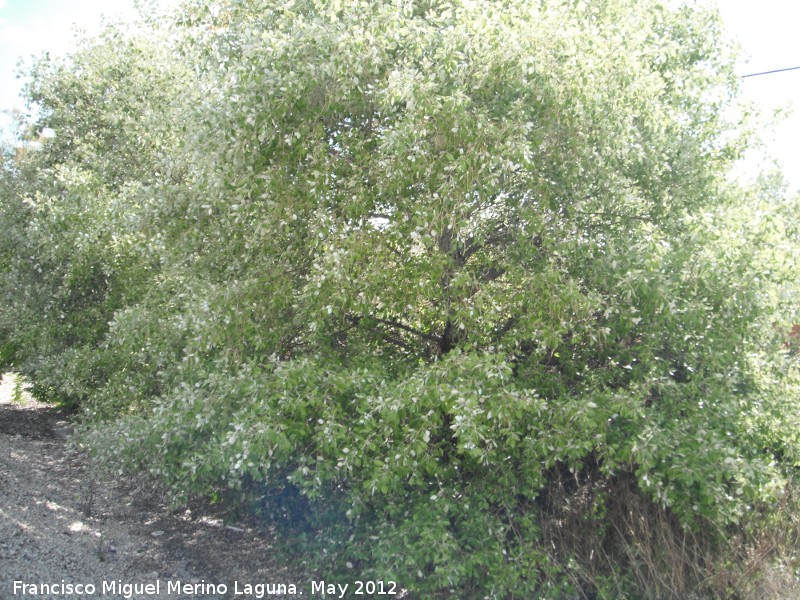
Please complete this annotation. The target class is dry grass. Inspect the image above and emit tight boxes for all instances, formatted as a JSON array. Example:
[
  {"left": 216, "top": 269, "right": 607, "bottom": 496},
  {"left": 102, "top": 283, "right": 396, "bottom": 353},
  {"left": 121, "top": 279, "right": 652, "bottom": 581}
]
[
  {"left": 709, "top": 486, "right": 800, "bottom": 600},
  {"left": 536, "top": 463, "right": 800, "bottom": 599}
]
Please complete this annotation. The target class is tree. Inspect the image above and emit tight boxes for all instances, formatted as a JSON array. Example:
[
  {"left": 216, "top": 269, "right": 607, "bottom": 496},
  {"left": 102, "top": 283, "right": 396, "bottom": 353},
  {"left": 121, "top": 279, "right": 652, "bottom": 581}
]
[
  {"left": 0, "top": 23, "right": 190, "bottom": 407},
  {"left": 2, "top": 0, "right": 799, "bottom": 597}
]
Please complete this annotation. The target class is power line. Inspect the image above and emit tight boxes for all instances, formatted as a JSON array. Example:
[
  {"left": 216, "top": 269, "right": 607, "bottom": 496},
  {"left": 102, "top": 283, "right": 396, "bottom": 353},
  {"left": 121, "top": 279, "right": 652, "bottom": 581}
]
[{"left": 742, "top": 65, "right": 800, "bottom": 78}]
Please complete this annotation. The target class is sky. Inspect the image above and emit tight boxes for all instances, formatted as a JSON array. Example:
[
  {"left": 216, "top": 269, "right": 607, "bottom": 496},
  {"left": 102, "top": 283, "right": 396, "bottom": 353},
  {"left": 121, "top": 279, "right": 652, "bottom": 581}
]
[
  {"left": 0, "top": 0, "right": 138, "bottom": 109},
  {"left": 0, "top": 0, "right": 798, "bottom": 190},
  {"left": 716, "top": 0, "right": 800, "bottom": 191}
]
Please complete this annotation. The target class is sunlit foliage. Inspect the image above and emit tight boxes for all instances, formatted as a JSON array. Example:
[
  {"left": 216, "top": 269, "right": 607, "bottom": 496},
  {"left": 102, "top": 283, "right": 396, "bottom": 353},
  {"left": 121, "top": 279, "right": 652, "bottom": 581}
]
[{"left": 1, "top": 0, "right": 798, "bottom": 596}]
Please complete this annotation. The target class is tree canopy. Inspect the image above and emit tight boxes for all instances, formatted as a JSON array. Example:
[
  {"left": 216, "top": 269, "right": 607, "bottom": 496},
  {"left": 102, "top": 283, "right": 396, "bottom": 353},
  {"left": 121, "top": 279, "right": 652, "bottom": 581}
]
[{"left": 1, "top": 0, "right": 799, "bottom": 597}]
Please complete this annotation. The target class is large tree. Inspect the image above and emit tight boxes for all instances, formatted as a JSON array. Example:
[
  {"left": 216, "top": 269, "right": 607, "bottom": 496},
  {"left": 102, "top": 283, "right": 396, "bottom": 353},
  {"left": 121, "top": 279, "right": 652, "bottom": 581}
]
[{"left": 2, "top": 0, "right": 799, "bottom": 597}]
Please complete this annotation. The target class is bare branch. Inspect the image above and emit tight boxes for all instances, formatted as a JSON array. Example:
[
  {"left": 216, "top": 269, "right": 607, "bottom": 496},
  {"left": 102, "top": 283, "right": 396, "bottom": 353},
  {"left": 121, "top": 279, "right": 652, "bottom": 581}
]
[
  {"left": 380, "top": 331, "right": 415, "bottom": 352},
  {"left": 373, "top": 317, "right": 442, "bottom": 343},
  {"left": 480, "top": 266, "right": 506, "bottom": 283},
  {"left": 346, "top": 313, "right": 441, "bottom": 344},
  {"left": 460, "top": 223, "right": 510, "bottom": 264}
]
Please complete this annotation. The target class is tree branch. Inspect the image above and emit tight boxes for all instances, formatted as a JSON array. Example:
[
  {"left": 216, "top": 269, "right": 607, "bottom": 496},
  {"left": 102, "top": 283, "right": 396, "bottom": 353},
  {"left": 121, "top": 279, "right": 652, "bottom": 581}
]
[
  {"left": 380, "top": 331, "right": 415, "bottom": 352},
  {"left": 346, "top": 313, "right": 442, "bottom": 347},
  {"left": 373, "top": 317, "right": 442, "bottom": 343},
  {"left": 480, "top": 266, "right": 506, "bottom": 283},
  {"left": 460, "top": 223, "right": 510, "bottom": 264}
]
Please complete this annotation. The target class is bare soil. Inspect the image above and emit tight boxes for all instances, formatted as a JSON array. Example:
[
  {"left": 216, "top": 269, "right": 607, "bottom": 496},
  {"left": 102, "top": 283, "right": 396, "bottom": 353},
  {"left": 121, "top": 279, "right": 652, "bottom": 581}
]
[{"left": 0, "top": 373, "right": 306, "bottom": 599}]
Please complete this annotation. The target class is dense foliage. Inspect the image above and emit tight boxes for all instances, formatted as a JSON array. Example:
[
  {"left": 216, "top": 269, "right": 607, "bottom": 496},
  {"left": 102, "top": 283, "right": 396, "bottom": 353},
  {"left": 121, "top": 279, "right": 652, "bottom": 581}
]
[{"left": 2, "top": 0, "right": 799, "bottom": 596}]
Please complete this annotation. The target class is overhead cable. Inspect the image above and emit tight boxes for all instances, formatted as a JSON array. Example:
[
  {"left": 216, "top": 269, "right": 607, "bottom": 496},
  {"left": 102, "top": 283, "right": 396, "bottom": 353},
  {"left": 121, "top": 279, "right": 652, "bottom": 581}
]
[{"left": 742, "top": 65, "right": 800, "bottom": 78}]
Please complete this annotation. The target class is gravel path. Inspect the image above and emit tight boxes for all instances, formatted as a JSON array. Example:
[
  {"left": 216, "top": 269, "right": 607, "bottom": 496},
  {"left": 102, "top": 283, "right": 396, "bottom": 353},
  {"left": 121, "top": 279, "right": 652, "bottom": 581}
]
[{"left": 0, "top": 373, "right": 304, "bottom": 600}]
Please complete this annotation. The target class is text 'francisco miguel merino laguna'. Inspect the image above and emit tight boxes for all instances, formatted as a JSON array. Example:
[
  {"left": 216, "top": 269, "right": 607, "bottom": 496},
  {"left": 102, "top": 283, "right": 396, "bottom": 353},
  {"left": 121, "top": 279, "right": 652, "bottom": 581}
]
[
  {"left": 13, "top": 579, "right": 400, "bottom": 598},
  {"left": 13, "top": 579, "right": 300, "bottom": 598}
]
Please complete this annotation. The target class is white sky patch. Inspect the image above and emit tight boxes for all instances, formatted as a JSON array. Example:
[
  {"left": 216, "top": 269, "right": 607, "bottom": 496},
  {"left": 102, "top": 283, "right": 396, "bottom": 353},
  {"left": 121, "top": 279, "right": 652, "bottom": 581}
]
[
  {"left": 0, "top": 0, "right": 142, "bottom": 112},
  {"left": 715, "top": 0, "right": 800, "bottom": 191}
]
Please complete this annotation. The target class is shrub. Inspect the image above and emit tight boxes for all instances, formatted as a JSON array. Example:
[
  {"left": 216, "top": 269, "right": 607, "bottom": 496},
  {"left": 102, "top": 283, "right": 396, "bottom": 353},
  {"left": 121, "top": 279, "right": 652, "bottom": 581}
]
[{"left": 4, "top": 0, "right": 800, "bottom": 596}]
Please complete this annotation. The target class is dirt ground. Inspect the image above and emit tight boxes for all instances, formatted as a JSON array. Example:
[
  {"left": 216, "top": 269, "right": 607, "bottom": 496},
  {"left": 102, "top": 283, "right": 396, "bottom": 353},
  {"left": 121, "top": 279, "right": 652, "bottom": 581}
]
[{"left": 0, "top": 373, "right": 309, "bottom": 600}]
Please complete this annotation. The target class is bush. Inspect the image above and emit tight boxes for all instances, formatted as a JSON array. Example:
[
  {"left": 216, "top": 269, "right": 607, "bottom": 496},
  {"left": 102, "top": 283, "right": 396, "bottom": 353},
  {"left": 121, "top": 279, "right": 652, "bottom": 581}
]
[{"left": 3, "top": 0, "right": 800, "bottom": 597}]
